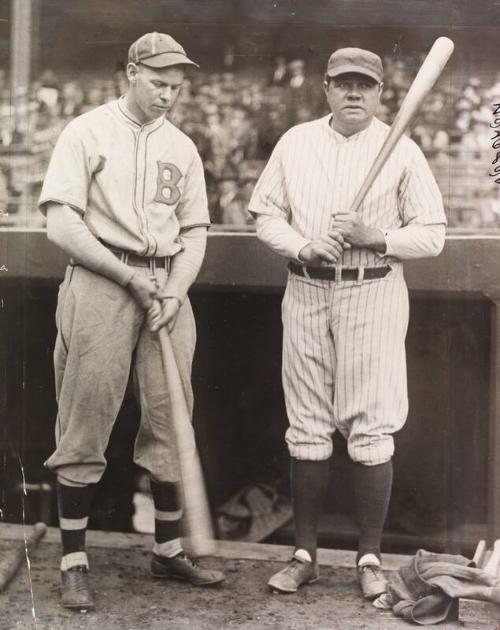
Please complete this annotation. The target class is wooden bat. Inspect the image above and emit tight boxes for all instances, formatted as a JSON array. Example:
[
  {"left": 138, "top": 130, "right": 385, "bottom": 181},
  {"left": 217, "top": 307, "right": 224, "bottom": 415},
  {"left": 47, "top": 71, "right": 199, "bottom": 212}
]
[
  {"left": 0, "top": 522, "right": 47, "bottom": 591},
  {"left": 348, "top": 36, "right": 454, "bottom": 213},
  {"left": 158, "top": 327, "right": 215, "bottom": 557}
]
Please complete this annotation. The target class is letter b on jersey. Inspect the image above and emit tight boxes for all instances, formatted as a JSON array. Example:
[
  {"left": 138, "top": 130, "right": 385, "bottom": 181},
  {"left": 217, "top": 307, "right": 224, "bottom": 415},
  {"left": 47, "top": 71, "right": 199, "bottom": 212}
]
[{"left": 154, "top": 161, "right": 182, "bottom": 205}]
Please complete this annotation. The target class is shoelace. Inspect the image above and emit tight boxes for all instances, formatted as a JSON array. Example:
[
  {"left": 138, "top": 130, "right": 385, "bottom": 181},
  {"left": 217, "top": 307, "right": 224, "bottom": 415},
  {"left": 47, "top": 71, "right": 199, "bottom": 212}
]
[
  {"left": 284, "top": 559, "right": 305, "bottom": 575},
  {"left": 176, "top": 553, "right": 198, "bottom": 568},
  {"left": 359, "top": 565, "right": 383, "bottom": 578},
  {"left": 66, "top": 566, "right": 90, "bottom": 595}
]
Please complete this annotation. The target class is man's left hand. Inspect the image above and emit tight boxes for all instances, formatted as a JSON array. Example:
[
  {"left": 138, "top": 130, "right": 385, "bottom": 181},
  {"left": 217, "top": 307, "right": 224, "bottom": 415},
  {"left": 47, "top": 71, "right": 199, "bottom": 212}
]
[
  {"left": 331, "top": 212, "right": 386, "bottom": 252},
  {"left": 147, "top": 297, "right": 181, "bottom": 333}
]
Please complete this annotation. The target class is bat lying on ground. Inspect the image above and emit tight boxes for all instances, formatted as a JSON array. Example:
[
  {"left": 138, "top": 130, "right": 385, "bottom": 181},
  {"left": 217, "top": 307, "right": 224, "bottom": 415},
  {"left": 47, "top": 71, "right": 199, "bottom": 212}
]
[{"left": 0, "top": 522, "right": 47, "bottom": 591}]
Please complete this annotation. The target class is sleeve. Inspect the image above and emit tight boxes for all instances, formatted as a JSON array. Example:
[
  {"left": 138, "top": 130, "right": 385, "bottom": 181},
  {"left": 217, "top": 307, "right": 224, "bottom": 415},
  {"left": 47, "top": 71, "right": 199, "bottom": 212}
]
[
  {"left": 46, "top": 203, "right": 135, "bottom": 286},
  {"left": 161, "top": 226, "right": 207, "bottom": 303},
  {"left": 248, "top": 140, "right": 291, "bottom": 220},
  {"left": 38, "top": 121, "right": 91, "bottom": 216},
  {"left": 381, "top": 224, "right": 446, "bottom": 260},
  {"left": 398, "top": 142, "right": 447, "bottom": 227},
  {"left": 255, "top": 214, "right": 310, "bottom": 261},
  {"left": 175, "top": 149, "right": 210, "bottom": 229}
]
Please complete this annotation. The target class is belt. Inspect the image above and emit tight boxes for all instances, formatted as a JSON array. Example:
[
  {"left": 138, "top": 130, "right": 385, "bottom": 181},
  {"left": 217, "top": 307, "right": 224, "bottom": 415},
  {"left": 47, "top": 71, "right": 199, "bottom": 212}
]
[
  {"left": 106, "top": 246, "right": 170, "bottom": 269},
  {"left": 288, "top": 262, "right": 391, "bottom": 281}
]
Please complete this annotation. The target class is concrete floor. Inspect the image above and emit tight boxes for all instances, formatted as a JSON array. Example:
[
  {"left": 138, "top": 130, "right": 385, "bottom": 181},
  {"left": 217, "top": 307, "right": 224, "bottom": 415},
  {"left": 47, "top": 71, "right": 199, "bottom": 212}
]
[{"left": 0, "top": 524, "right": 497, "bottom": 630}]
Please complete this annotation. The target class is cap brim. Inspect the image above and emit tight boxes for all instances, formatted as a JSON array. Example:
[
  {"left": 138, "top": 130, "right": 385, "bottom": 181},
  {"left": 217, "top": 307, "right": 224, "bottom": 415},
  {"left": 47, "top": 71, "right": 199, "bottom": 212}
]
[
  {"left": 135, "top": 52, "right": 199, "bottom": 69},
  {"left": 326, "top": 64, "right": 381, "bottom": 83}
]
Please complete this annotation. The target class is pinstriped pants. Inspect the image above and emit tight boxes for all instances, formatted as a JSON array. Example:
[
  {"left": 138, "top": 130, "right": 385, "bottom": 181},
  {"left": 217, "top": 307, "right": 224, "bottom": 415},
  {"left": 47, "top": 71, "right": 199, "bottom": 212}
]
[{"left": 282, "top": 267, "right": 409, "bottom": 465}]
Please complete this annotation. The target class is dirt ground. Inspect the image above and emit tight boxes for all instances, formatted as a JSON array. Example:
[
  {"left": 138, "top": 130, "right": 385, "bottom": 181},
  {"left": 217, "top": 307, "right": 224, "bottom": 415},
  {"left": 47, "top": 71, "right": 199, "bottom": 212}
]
[{"left": 0, "top": 535, "right": 498, "bottom": 630}]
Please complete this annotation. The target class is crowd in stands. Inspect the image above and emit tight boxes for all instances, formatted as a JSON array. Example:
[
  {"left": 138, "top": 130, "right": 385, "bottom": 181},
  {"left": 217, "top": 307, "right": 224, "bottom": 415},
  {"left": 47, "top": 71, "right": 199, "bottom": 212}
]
[{"left": 1, "top": 55, "right": 500, "bottom": 229}]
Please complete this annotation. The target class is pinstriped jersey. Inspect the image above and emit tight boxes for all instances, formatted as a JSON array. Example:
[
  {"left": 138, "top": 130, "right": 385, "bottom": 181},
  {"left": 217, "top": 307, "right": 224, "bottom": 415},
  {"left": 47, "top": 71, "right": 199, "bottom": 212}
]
[
  {"left": 39, "top": 98, "right": 210, "bottom": 257},
  {"left": 249, "top": 115, "right": 446, "bottom": 268}
]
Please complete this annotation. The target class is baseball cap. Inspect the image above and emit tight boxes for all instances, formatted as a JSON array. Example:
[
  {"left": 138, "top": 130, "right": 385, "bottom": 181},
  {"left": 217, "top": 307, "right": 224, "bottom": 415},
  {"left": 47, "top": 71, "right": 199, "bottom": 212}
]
[
  {"left": 326, "top": 48, "right": 383, "bottom": 83},
  {"left": 128, "top": 32, "right": 199, "bottom": 69}
]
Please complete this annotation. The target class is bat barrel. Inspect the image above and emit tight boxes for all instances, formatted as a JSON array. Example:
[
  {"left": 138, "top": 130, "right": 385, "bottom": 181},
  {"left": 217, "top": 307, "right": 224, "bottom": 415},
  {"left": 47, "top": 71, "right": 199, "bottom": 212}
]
[
  {"left": 349, "top": 37, "right": 454, "bottom": 213},
  {"left": 0, "top": 522, "right": 47, "bottom": 591}
]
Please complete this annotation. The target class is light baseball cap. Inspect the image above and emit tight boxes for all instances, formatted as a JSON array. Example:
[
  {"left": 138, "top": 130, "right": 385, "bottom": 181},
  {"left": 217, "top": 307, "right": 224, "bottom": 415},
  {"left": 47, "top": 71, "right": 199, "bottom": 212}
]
[
  {"left": 326, "top": 47, "right": 383, "bottom": 83},
  {"left": 128, "top": 32, "right": 199, "bottom": 69}
]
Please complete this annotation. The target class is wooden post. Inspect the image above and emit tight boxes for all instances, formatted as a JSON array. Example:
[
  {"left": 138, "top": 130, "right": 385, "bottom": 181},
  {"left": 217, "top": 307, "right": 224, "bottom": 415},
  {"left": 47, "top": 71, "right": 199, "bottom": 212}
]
[
  {"left": 489, "top": 298, "right": 500, "bottom": 544},
  {"left": 10, "top": 0, "right": 32, "bottom": 147},
  {"left": 9, "top": 0, "right": 34, "bottom": 225}
]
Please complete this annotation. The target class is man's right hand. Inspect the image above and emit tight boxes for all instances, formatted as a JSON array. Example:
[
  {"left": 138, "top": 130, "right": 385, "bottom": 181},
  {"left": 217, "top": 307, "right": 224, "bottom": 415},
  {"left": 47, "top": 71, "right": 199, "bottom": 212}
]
[
  {"left": 126, "top": 272, "right": 158, "bottom": 309},
  {"left": 298, "top": 230, "right": 346, "bottom": 264}
]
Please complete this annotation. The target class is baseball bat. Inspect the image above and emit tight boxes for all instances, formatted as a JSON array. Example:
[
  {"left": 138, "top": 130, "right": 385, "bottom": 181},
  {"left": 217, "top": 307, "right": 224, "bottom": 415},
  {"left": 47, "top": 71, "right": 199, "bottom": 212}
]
[
  {"left": 0, "top": 522, "right": 47, "bottom": 591},
  {"left": 348, "top": 36, "right": 454, "bottom": 213},
  {"left": 158, "top": 327, "right": 215, "bottom": 557}
]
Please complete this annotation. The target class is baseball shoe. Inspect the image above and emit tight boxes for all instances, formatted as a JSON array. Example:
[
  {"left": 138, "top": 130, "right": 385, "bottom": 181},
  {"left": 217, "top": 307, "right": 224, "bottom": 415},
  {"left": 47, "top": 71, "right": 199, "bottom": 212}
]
[
  {"left": 267, "top": 549, "right": 319, "bottom": 593},
  {"left": 151, "top": 553, "right": 225, "bottom": 586},
  {"left": 357, "top": 553, "right": 388, "bottom": 600},
  {"left": 60, "top": 565, "right": 95, "bottom": 611}
]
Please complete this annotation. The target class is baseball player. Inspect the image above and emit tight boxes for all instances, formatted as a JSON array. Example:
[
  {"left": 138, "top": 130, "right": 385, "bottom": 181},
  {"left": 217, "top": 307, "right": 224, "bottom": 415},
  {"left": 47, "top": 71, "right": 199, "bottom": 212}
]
[
  {"left": 38, "top": 32, "right": 225, "bottom": 611},
  {"left": 249, "top": 47, "right": 446, "bottom": 599}
]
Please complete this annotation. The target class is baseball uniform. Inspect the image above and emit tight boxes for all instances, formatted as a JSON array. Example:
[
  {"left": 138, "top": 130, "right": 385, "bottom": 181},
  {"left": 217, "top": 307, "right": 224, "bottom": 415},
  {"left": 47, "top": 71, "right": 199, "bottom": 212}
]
[
  {"left": 39, "top": 98, "right": 209, "bottom": 485},
  {"left": 252, "top": 46, "right": 447, "bottom": 599},
  {"left": 249, "top": 114, "right": 446, "bottom": 464},
  {"left": 39, "top": 34, "right": 226, "bottom": 612}
]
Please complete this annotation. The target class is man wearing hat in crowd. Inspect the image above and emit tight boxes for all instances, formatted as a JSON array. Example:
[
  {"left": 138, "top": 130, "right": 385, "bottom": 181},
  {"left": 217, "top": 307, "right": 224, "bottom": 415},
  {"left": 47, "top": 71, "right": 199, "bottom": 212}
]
[
  {"left": 38, "top": 32, "right": 225, "bottom": 611},
  {"left": 249, "top": 47, "right": 446, "bottom": 598}
]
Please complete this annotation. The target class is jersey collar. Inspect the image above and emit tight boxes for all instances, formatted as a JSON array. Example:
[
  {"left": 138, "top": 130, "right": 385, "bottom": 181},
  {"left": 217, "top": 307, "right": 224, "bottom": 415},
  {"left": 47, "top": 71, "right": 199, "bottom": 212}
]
[
  {"left": 324, "top": 114, "right": 376, "bottom": 143},
  {"left": 115, "top": 97, "right": 165, "bottom": 132}
]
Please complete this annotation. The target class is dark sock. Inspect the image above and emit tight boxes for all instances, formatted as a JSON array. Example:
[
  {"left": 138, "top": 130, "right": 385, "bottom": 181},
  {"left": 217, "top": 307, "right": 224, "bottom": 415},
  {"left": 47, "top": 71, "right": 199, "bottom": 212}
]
[
  {"left": 291, "top": 458, "right": 330, "bottom": 562},
  {"left": 353, "top": 460, "right": 393, "bottom": 563},
  {"left": 150, "top": 479, "right": 182, "bottom": 556},
  {"left": 56, "top": 481, "right": 94, "bottom": 557}
]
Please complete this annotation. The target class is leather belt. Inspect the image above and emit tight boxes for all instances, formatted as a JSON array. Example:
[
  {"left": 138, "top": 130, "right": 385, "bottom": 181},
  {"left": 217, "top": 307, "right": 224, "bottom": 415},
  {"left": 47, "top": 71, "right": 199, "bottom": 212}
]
[
  {"left": 288, "top": 262, "right": 391, "bottom": 281},
  {"left": 107, "top": 246, "right": 170, "bottom": 269}
]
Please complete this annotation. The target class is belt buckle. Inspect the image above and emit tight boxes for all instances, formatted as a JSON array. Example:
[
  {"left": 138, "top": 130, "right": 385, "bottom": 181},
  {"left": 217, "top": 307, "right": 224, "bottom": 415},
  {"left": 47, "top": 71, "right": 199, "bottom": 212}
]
[{"left": 335, "top": 265, "right": 342, "bottom": 282}]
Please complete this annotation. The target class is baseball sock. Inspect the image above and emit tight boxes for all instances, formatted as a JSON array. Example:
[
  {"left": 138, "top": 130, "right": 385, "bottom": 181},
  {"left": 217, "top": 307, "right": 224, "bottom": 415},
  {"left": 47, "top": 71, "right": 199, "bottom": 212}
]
[
  {"left": 150, "top": 479, "right": 183, "bottom": 558},
  {"left": 291, "top": 457, "right": 330, "bottom": 562},
  {"left": 56, "top": 480, "right": 93, "bottom": 571},
  {"left": 353, "top": 460, "right": 393, "bottom": 564}
]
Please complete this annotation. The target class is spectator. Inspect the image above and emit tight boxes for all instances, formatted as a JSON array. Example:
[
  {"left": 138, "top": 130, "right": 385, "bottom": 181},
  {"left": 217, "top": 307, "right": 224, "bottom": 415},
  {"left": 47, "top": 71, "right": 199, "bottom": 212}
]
[{"left": 270, "top": 56, "right": 288, "bottom": 86}]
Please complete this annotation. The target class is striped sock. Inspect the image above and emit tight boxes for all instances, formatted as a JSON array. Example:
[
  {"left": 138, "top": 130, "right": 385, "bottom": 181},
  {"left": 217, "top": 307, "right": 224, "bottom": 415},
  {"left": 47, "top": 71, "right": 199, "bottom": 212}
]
[
  {"left": 56, "top": 481, "right": 94, "bottom": 570},
  {"left": 150, "top": 479, "right": 183, "bottom": 558}
]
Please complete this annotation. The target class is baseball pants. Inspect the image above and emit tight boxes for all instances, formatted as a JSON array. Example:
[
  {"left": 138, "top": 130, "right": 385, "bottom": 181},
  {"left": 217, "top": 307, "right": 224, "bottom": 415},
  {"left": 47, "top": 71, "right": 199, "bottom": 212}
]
[
  {"left": 46, "top": 263, "right": 197, "bottom": 486},
  {"left": 282, "top": 267, "right": 409, "bottom": 465}
]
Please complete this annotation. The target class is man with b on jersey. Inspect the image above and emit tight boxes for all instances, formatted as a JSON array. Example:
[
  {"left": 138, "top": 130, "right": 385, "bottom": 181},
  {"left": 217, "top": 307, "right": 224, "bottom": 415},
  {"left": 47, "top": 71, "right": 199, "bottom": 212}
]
[
  {"left": 249, "top": 47, "right": 446, "bottom": 599},
  {"left": 39, "top": 32, "right": 225, "bottom": 611}
]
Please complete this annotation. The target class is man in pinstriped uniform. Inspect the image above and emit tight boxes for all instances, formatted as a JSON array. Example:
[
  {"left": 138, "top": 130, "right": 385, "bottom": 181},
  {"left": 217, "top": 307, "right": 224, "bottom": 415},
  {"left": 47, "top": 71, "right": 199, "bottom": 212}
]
[{"left": 249, "top": 47, "right": 446, "bottom": 598}]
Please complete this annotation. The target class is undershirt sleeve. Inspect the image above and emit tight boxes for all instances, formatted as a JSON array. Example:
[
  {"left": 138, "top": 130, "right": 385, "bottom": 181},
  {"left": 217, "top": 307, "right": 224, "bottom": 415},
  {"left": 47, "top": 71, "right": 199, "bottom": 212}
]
[
  {"left": 379, "top": 223, "right": 446, "bottom": 259},
  {"left": 255, "top": 214, "right": 310, "bottom": 261},
  {"left": 161, "top": 226, "right": 208, "bottom": 303},
  {"left": 46, "top": 203, "right": 135, "bottom": 286}
]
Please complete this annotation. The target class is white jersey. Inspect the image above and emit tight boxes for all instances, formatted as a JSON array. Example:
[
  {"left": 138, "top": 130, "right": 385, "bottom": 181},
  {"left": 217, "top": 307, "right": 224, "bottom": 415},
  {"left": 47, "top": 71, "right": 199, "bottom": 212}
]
[
  {"left": 249, "top": 115, "right": 446, "bottom": 268},
  {"left": 39, "top": 98, "right": 210, "bottom": 257}
]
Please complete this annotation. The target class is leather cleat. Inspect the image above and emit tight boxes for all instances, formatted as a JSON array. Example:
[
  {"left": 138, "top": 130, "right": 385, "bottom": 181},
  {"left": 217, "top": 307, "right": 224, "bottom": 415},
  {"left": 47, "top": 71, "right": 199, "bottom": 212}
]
[
  {"left": 151, "top": 553, "right": 225, "bottom": 586},
  {"left": 267, "top": 550, "right": 320, "bottom": 593},
  {"left": 60, "top": 565, "right": 95, "bottom": 611},
  {"left": 357, "top": 560, "right": 388, "bottom": 600}
]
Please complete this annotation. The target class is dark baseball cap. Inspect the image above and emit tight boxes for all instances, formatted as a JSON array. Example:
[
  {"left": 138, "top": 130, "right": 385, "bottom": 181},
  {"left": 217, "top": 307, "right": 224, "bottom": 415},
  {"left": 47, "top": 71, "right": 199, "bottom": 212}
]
[
  {"left": 128, "top": 32, "right": 199, "bottom": 69},
  {"left": 326, "top": 48, "right": 383, "bottom": 83}
]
